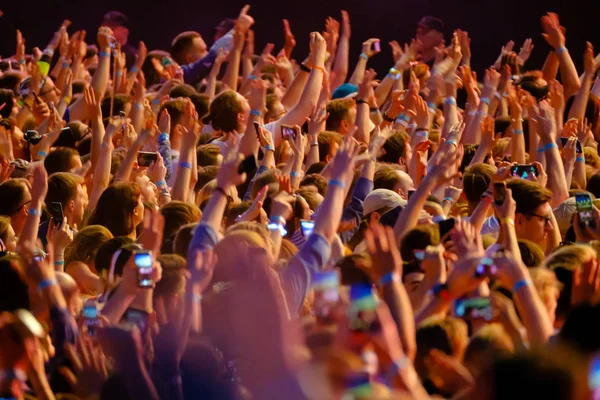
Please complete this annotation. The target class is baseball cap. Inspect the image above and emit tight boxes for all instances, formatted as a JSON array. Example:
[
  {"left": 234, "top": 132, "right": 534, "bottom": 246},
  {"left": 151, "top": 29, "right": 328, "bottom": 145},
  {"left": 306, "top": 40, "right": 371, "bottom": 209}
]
[
  {"left": 331, "top": 83, "right": 358, "bottom": 100},
  {"left": 417, "top": 16, "right": 445, "bottom": 33},
  {"left": 554, "top": 197, "right": 577, "bottom": 237},
  {"left": 363, "top": 189, "right": 406, "bottom": 215}
]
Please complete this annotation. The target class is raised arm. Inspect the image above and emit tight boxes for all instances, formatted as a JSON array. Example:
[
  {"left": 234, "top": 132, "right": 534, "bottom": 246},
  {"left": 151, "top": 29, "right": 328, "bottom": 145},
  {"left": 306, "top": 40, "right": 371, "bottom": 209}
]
[
  {"left": 17, "top": 164, "right": 47, "bottom": 250},
  {"left": 330, "top": 10, "right": 351, "bottom": 89},
  {"left": 221, "top": 25, "right": 245, "bottom": 92},
  {"left": 348, "top": 38, "right": 380, "bottom": 85},
  {"left": 172, "top": 101, "right": 199, "bottom": 201},
  {"left": 567, "top": 42, "right": 600, "bottom": 121}
]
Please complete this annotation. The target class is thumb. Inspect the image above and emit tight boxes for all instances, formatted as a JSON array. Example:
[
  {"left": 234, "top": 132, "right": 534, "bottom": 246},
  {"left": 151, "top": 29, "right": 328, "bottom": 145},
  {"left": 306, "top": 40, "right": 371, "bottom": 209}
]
[{"left": 59, "top": 367, "right": 77, "bottom": 389}]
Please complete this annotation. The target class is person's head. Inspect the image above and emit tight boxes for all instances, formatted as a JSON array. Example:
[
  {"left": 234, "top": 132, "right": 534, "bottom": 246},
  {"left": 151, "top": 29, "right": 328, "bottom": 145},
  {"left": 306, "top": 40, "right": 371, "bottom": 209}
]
[
  {"left": 299, "top": 174, "right": 328, "bottom": 196},
  {"left": 102, "top": 11, "right": 130, "bottom": 45},
  {"left": 544, "top": 244, "right": 596, "bottom": 326},
  {"left": 142, "top": 50, "right": 170, "bottom": 87},
  {"left": 43, "top": 148, "right": 82, "bottom": 175},
  {"left": 559, "top": 303, "right": 600, "bottom": 356},
  {"left": 505, "top": 178, "right": 553, "bottom": 243},
  {"left": 586, "top": 172, "right": 600, "bottom": 198},
  {"left": 374, "top": 165, "right": 415, "bottom": 200},
  {"left": 463, "top": 323, "right": 514, "bottom": 378},
  {"left": 190, "top": 93, "right": 210, "bottom": 119},
  {"left": 0, "top": 216, "right": 17, "bottom": 252},
  {"left": 160, "top": 201, "right": 201, "bottom": 253},
  {"left": 416, "top": 16, "right": 445, "bottom": 54},
  {"left": 463, "top": 163, "right": 496, "bottom": 211},
  {"left": 400, "top": 225, "right": 440, "bottom": 261},
  {"left": 380, "top": 131, "right": 412, "bottom": 170},
  {"left": 317, "top": 131, "right": 343, "bottom": 162},
  {"left": 101, "top": 94, "right": 131, "bottom": 119},
  {"left": 325, "top": 99, "right": 356, "bottom": 134},
  {"left": 45, "top": 173, "right": 87, "bottom": 227},
  {"left": 202, "top": 90, "right": 250, "bottom": 134},
  {"left": 265, "top": 94, "right": 286, "bottom": 123},
  {"left": 64, "top": 225, "right": 113, "bottom": 272},
  {"left": 154, "top": 254, "right": 187, "bottom": 302},
  {"left": 93, "top": 236, "right": 135, "bottom": 279},
  {"left": 169, "top": 83, "right": 197, "bottom": 100},
  {"left": 0, "top": 89, "right": 16, "bottom": 119},
  {"left": 170, "top": 31, "right": 208, "bottom": 65},
  {"left": 517, "top": 239, "right": 545, "bottom": 268},
  {"left": 88, "top": 182, "right": 143, "bottom": 238},
  {"left": 173, "top": 223, "right": 197, "bottom": 258},
  {"left": 529, "top": 267, "right": 562, "bottom": 327},
  {"left": 197, "top": 144, "right": 223, "bottom": 167},
  {"left": 0, "top": 179, "right": 31, "bottom": 235},
  {"left": 53, "top": 121, "right": 92, "bottom": 149},
  {"left": 214, "top": 230, "right": 271, "bottom": 283}
]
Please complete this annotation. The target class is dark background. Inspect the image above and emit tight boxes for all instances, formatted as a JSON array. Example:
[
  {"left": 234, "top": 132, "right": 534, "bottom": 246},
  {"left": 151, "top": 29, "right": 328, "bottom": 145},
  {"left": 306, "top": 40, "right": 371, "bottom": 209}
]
[{"left": 2, "top": 0, "right": 600, "bottom": 77}]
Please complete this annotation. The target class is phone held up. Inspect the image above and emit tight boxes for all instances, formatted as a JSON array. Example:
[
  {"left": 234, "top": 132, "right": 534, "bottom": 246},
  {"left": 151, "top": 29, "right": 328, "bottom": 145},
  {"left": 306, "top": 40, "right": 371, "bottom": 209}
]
[{"left": 133, "top": 250, "right": 154, "bottom": 288}]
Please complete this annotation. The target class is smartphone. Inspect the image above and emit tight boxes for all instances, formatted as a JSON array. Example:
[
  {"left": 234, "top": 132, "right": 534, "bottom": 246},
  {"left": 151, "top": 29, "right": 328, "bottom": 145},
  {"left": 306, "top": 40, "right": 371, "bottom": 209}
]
[
  {"left": 313, "top": 271, "right": 340, "bottom": 325},
  {"left": 161, "top": 57, "right": 174, "bottom": 67},
  {"left": 137, "top": 151, "right": 158, "bottom": 167},
  {"left": 82, "top": 299, "right": 100, "bottom": 337},
  {"left": 348, "top": 284, "right": 381, "bottom": 333},
  {"left": 474, "top": 257, "right": 497, "bottom": 278},
  {"left": 123, "top": 308, "right": 150, "bottom": 335},
  {"left": 253, "top": 121, "right": 261, "bottom": 140},
  {"left": 281, "top": 124, "right": 297, "bottom": 140},
  {"left": 49, "top": 202, "right": 64, "bottom": 226},
  {"left": 560, "top": 137, "right": 583, "bottom": 154},
  {"left": 238, "top": 155, "right": 258, "bottom": 175},
  {"left": 119, "top": 110, "right": 127, "bottom": 132},
  {"left": 590, "top": 355, "right": 600, "bottom": 397},
  {"left": 413, "top": 250, "right": 425, "bottom": 261},
  {"left": 300, "top": 220, "right": 315, "bottom": 237},
  {"left": 575, "top": 193, "right": 596, "bottom": 228},
  {"left": 133, "top": 250, "right": 154, "bottom": 288},
  {"left": 455, "top": 297, "right": 493, "bottom": 321},
  {"left": 493, "top": 182, "right": 506, "bottom": 206},
  {"left": 408, "top": 189, "right": 416, "bottom": 200},
  {"left": 437, "top": 218, "right": 456, "bottom": 239},
  {"left": 373, "top": 41, "right": 381, "bottom": 52},
  {"left": 510, "top": 164, "right": 538, "bottom": 179},
  {"left": 24, "top": 129, "right": 42, "bottom": 145}
]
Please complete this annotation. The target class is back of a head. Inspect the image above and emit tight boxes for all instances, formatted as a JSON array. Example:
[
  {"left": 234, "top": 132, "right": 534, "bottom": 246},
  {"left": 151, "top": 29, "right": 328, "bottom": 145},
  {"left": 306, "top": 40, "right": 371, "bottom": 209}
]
[
  {"left": 88, "top": 182, "right": 140, "bottom": 237},
  {"left": 587, "top": 172, "right": 600, "bottom": 198},
  {"left": 103, "top": 10, "right": 129, "bottom": 28},
  {"left": 374, "top": 166, "right": 402, "bottom": 191},
  {"left": 44, "top": 148, "right": 80, "bottom": 175},
  {"left": 170, "top": 31, "right": 201, "bottom": 65},
  {"left": 190, "top": 93, "right": 210, "bottom": 119},
  {"left": 173, "top": 223, "right": 197, "bottom": 258},
  {"left": 0, "top": 179, "right": 28, "bottom": 217},
  {"left": 463, "top": 163, "right": 496, "bottom": 207},
  {"left": 380, "top": 131, "right": 409, "bottom": 164},
  {"left": 0, "top": 89, "right": 14, "bottom": 118},
  {"left": 169, "top": 83, "right": 197, "bottom": 99},
  {"left": 400, "top": 225, "right": 440, "bottom": 261},
  {"left": 93, "top": 236, "right": 136, "bottom": 277},
  {"left": 559, "top": 303, "right": 600, "bottom": 355},
  {"left": 160, "top": 201, "right": 201, "bottom": 252},
  {"left": 0, "top": 254, "right": 29, "bottom": 311},
  {"left": 517, "top": 239, "right": 545, "bottom": 267},
  {"left": 154, "top": 254, "right": 187, "bottom": 299},
  {"left": 65, "top": 225, "right": 114, "bottom": 268},
  {"left": 463, "top": 323, "right": 514, "bottom": 378},
  {"left": 506, "top": 178, "right": 552, "bottom": 215},
  {"left": 46, "top": 172, "right": 82, "bottom": 209},
  {"left": 197, "top": 144, "right": 222, "bottom": 167},
  {"left": 159, "top": 98, "right": 187, "bottom": 129},
  {"left": 202, "top": 90, "right": 243, "bottom": 133}
]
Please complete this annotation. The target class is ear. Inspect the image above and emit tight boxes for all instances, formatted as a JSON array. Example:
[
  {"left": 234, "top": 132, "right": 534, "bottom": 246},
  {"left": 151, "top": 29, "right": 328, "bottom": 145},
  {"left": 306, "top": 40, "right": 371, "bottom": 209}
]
[
  {"left": 514, "top": 213, "right": 526, "bottom": 231},
  {"left": 237, "top": 112, "right": 246, "bottom": 126},
  {"left": 340, "top": 120, "right": 348, "bottom": 132},
  {"left": 398, "top": 157, "right": 406, "bottom": 167},
  {"left": 325, "top": 154, "right": 331, "bottom": 163},
  {"left": 173, "top": 124, "right": 183, "bottom": 136},
  {"left": 68, "top": 200, "right": 75, "bottom": 213},
  {"left": 369, "top": 212, "right": 381, "bottom": 224}
]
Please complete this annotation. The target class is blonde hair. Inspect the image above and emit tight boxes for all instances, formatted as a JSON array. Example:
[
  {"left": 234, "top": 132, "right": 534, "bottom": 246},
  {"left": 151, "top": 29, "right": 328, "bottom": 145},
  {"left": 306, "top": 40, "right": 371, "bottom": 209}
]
[
  {"left": 64, "top": 225, "right": 113, "bottom": 271},
  {"left": 463, "top": 323, "right": 514, "bottom": 377},
  {"left": 492, "top": 137, "right": 510, "bottom": 160},
  {"left": 529, "top": 267, "right": 563, "bottom": 304}
]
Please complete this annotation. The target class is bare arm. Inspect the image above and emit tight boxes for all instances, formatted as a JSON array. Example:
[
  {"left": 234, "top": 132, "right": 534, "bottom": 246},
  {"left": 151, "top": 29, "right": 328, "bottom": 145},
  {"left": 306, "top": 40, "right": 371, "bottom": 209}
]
[
  {"left": 330, "top": 10, "right": 351, "bottom": 89},
  {"left": 222, "top": 30, "right": 244, "bottom": 92}
]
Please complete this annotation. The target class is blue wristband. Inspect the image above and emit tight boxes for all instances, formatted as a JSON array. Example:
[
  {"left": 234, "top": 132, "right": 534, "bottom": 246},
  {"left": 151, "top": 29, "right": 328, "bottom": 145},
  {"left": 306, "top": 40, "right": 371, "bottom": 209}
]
[
  {"left": 446, "top": 139, "right": 457, "bottom": 146},
  {"left": 250, "top": 109, "right": 262, "bottom": 116},
  {"left": 37, "top": 151, "right": 47, "bottom": 158},
  {"left": 98, "top": 51, "right": 110, "bottom": 58},
  {"left": 444, "top": 97, "right": 457, "bottom": 106},
  {"left": 380, "top": 272, "right": 399, "bottom": 285},
  {"left": 397, "top": 113, "right": 411, "bottom": 122},
  {"left": 360, "top": 53, "right": 369, "bottom": 61},
  {"left": 28, "top": 208, "right": 41, "bottom": 217},
  {"left": 480, "top": 97, "right": 491, "bottom": 106},
  {"left": 290, "top": 171, "right": 300, "bottom": 178},
  {"left": 38, "top": 278, "right": 58, "bottom": 291},
  {"left": 415, "top": 130, "right": 428, "bottom": 137},
  {"left": 265, "top": 145, "right": 275, "bottom": 151},
  {"left": 152, "top": 98, "right": 161, "bottom": 105},
  {"left": 156, "top": 180, "right": 166, "bottom": 187},
  {"left": 158, "top": 133, "right": 169, "bottom": 143},
  {"left": 248, "top": 74, "right": 258, "bottom": 80},
  {"left": 134, "top": 102, "right": 144, "bottom": 111},
  {"left": 556, "top": 47, "right": 568, "bottom": 55},
  {"left": 179, "top": 161, "right": 192, "bottom": 170},
  {"left": 577, "top": 157, "right": 585, "bottom": 163},
  {"left": 115, "top": 71, "right": 123, "bottom": 77},
  {"left": 512, "top": 129, "right": 523, "bottom": 135},
  {"left": 130, "top": 66, "right": 139, "bottom": 74},
  {"left": 328, "top": 179, "right": 346, "bottom": 190},
  {"left": 54, "top": 260, "right": 65, "bottom": 267},
  {"left": 543, "top": 142, "right": 558, "bottom": 152},
  {"left": 443, "top": 197, "right": 454, "bottom": 203},
  {"left": 512, "top": 279, "right": 531, "bottom": 293},
  {"left": 426, "top": 102, "right": 437, "bottom": 112}
]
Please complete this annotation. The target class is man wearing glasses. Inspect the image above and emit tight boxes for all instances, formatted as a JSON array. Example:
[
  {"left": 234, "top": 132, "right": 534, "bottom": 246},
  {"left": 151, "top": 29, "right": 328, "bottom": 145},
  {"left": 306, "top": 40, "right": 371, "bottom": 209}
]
[{"left": 0, "top": 178, "right": 32, "bottom": 239}]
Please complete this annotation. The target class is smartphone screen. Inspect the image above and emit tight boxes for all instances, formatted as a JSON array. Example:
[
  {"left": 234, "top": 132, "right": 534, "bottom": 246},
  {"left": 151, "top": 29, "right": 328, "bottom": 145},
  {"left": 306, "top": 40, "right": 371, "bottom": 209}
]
[
  {"left": 300, "top": 220, "right": 315, "bottom": 237},
  {"left": 238, "top": 155, "right": 258, "bottom": 175},
  {"left": 313, "top": 271, "right": 340, "bottom": 325},
  {"left": 137, "top": 152, "right": 158, "bottom": 167},
  {"left": 455, "top": 297, "right": 493, "bottom": 320},
  {"left": 413, "top": 250, "right": 425, "bottom": 261},
  {"left": 590, "top": 356, "right": 600, "bottom": 398},
  {"left": 49, "top": 202, "right": 64, "bottom": 226},
  {"left": 510, "top": 164, "right": 538, "bottom": 179},
  {"left": 281, "top": 124, "right": 296, "bottom": 140},
  {"left": 83, "top": 300, "right": 99, "bottom": 336},
  {"left": 560, "top": 137, "right": 583, "bottom": 154},
  {"left": 474, "top": 257, "right": 497, "bottom": 278},
  {"left": 576, "top": 193, "right": 595, "bottom": 227},
  {"left": 373, "top": 41, "right": 381, "bottom": 52},
  {"left": 437, "top": 218, "right": 455, "bottom": 239},
  {"left": 493, "top": 182, "right": 506, "bottom": 206},
  {"left": 134, "top": 251, "right": 154, "bottom": 288}
]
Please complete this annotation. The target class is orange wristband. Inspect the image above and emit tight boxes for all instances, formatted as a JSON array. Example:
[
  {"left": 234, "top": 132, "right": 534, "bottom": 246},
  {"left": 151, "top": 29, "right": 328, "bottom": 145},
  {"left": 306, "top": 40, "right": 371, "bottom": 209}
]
[{"left": 312, "top": 65, "right": 326, "bottom": 73}]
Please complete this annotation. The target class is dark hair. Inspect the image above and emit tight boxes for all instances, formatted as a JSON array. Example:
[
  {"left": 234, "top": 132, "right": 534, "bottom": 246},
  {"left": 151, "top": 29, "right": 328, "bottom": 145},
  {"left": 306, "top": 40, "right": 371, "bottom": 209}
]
[
  {"left": 46, "top": 172, "right": 82, "bottom": 210},
  {"left": 335, "top": 254, "right": 373, "bottom": 286},
  {"left": 190, "top": 93, "right": 210, "bottom": 119},
  {"left": 299, "top": 174, "right": 328, "bottom": 196},
  {"left": 101, "top": 94, "right": 130, "bottom": 120},
  {"left": 325, "top": 99, "right": 355, "bottom": 132},
  {"left": 44, "top": 148, "right": 80, "bottom": 175},
  {"left": 506, "top": 178, "right": 552, "bottom": 216},
  {"left": 202, "top": 90, "right": 244, "bottom": 133},
  {"left": 173, "top": 223, "right": 197, "bottom": 258},
  {"left": 463, "top": 164, "right": 496, "bottom": 207},
  {"left": 65, "top": 225, "right": 113, "bottom": 269},
  {"left": 159, "top": 98, "right": 187, "bottom": 129},
  {"left": 169, "top": 83, "right": 197, "bottom": 99},
  {"left": 317, "top": 131, "right": 343, "bottom": 162},
  {"left": 170, "top": 31, "right": 201, "bottom": 65},
  {"left": 305, "top": 162, "right": 326, "bottom": 175},
  {"left": 197, "top": 145, "right": 222, "bottom": 167},
  {"left": 374, "top": 166, "right": 403, "bottom": 191},
  {"left": 88, "top": 182, "right": 141, "bottom": 237},
  {"left": 154, "top": 254, "right": 187, "bottom": 298},
  {"left": 102, "top": 11, "right": 129, "bottom": 28},
  {"left": 586, "top": 172, "right": 600, "bottom": 198},
  {"left": 195, "top": 166, "right": 219, "bottom": 192},
  {"left": 0, "top": 254, "right": 29, "bottom": 311},
  {"left": 400, "top": 225, "right": 440, "bottom": 261},
  {"left": 559, "top": 303, "right": 600, "bottom": 355},
  {"left": 380, "top": 131, "right": 409, "bottom": 164},
  {"left": 0, "top": 179, "right": 29, "bottom": 216},
  {"left": 142, "top": 50, "right": 170, "bottom": 87},
  {"left": 93, "top": 236, "right": 135, "bottom": 277},
  {"left": 0, "top": 72, "right": 23, "bottom": 94},
  {"left": 0, "top": 89, "right": 14, "bottom": 118},
  {"left": 160, "top": 201, "right": 201, "bottom": 253}
]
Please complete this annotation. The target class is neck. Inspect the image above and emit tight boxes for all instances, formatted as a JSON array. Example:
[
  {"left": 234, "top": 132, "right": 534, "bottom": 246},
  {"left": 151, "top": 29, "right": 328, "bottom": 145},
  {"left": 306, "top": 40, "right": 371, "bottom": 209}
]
[{"left": 171, "top": 135, "right": 182, "bottom": 153}]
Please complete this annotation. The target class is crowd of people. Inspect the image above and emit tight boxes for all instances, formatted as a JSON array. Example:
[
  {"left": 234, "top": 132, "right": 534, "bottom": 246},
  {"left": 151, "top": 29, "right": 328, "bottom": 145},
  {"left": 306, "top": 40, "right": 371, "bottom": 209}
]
[{"left": 1, "top": 5, "right": 600, "bottom": 399}]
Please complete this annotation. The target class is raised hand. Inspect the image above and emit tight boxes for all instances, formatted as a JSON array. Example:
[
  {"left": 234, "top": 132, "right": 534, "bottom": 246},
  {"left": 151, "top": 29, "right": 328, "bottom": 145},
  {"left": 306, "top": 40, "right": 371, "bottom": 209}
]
[
  {"left": 362, "top": 38, "right": 381, "bottom": 58},
  {"left": 583, "top": 41, "right": 600, "bottom": 75},
  {"left": 62, "top": 337, "right": 108, "bottom": 399},
  {"left": 389, "top": 40, "right": 403, "bottom": 63},
  {"left": 148, "top": 152, "right": 166, "bottom": 184},
  {"left": 541, "top": 12, "right": 565, "bottom": 50},
  {"left": 365, "top": 223, "right": 402, "bottom": 281},
  {"left": 282, "top": 19, "right": 296, "bottom": 57},
  {"left": 340, "top": 10, "right": 351, "bottom": 38},
  {"left": 481, "top": 68, "right": 501, "bottom": 100},
  {"left": 139, "top": 208, "right": 165, "bottom": 256},
  {"left": 329, "top": 132, "right": 359, "bottom": 184},
  {"left": 47, "top": 217, "right": 74, "bottom": 257},
  {"left": 216, "top": 146, "right": 246, "bottom": 190},
  {"left": 186, "top": 248, "right": 217, "bottom": 296},
  {"left": 457, "top": 29, "right": 471, "bottom": 62},
  {"left": 84, "top": 85, "right": 102, "bottom": 120},
  {"left": 517, "top": 38, "right": 534, "bottom": 65},
  {"left": 97, "top": 26, "right": 113, "bottom": 50}
]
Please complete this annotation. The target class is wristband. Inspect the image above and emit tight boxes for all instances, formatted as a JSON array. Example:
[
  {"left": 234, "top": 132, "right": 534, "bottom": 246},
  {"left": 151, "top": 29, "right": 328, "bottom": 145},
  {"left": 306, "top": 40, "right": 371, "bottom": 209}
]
[
  {"left": 577, "top": 157, "right": 585, "bottom": 163},
  {"left": 300, "top": 64, "right": 311, "bottom": 73},
  {"left": 290, "top": 171, "right": 300, "bottom": 178},
  {"left": 512, "top": 279, "right": 532, "bottom": 293},
  {"left": 250, "top": 109, "right": 262, "bottom": 116},
  {"left": 359, "top": 53, "right": 369, "bottom": 61},
  {"left": 468, "top": 110, "right": 477, "bottom": 116},
  {"left": 389, "top": 67, "right": 400, "bottom": 75},
  {"left": 152, "top": 97, "right": 161, "bottom": 105},
  {"left": 214, "top": 186, "right": 229, "bottom": 198},
  {"left": 444, "top": 97, "right": 457, "bottom": 106},
  {"left": 408, "top": 123, "right": 417, "bottom": 130},
  {"left": 310, "top": 142, "right": 319, "bottom": 147},
  {"left": 480, "top": 97, "right": 491, "bottom": 106},
  {"left": 54, "top": 260, "right": 65, "bottom": 267},
  {"left": 443, "top": 197, "right": 454, "bottom": 203},
  {"left": 187, "top": 292, "right": 203, "bottom": 303},
  {"left": 494, "top": 92, "right": 503, "bottom": 100},
  {"left": 312, "top": 65, "right": 326, "bottom": 73},
  {"left": 43, "top": 48, "right": 54, "bottom": 57},
  {"left": 369, "top": 107, "right": 380, "bottom": 113},
  {"left": 38, "top": 278, "right": 58, "bottom": 291},
  {"left": 267, "top": 216, "right": 287, "bottom": 236},
  {"left": 380, "top": 272, "right": 399, "bottom": 285},
  {"left": 156, "top": 180, "right": 167, "bottom": 188},
  {"left": 28, "top": 208, "right": 41, "bottom": 216},
  {"left": 98, "top": 51, "right": 110, "bottom": 58},
  {"left": 446, "top": 139, "right": 457, "bottom": 147},
  {"left": 134, "top": 102, "right": 144, "bottom": 111},
  {"left": 396, "top": 113, "right": 411, "bottom": 123},
  {"left": 130, "top": 66, "right": 139, "bottom": 74},
  {"left": 415, "top": 129, "right": 428, "bottom": 138},
  {"left": 501, "top": 217, "right": 515, "bottom": 226},
  {"left": 115, "top": 71, "right": 123, "bottom": 77},
  {"left": 37, "top": 151, "right": 47, "bottom": 158},
  {"left": 512, "top": 129, "right": 523, "bottom": 135},
  {"left": 248, "top": 74, "right": 258, "bottom": 80},
  {"left": 265, "top": 144, "right": 275, "bottom": 151},
  {"left": 356, "top": 99, "right": 368, "bottom": 105},
  {"left": 158, "top": 133, "right": 169, "bottom": 144},
  {"left": 19, "top": 59, "right": 26, "bottom": 65},
  {"left": 556, "top": 47, "right": 568, "bottom": 55},
  {"left": 328, "top": 179, "right": 346, "bottom": 190},
  {"left": 179, "top": 161, "right": 192, "bottom": 170},
  {"left": 537, "top": 142, "right": 558, "bottom": 153},
  {"left": 383, "top": 113, "right": 395, "bottom": 123}
]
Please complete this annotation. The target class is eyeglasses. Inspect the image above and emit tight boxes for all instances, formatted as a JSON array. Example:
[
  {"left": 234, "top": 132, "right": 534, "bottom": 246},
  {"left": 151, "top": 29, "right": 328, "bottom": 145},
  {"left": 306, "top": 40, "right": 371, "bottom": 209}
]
[{"left": 526, "top": 212, "right": 552, "bottom": 226}]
